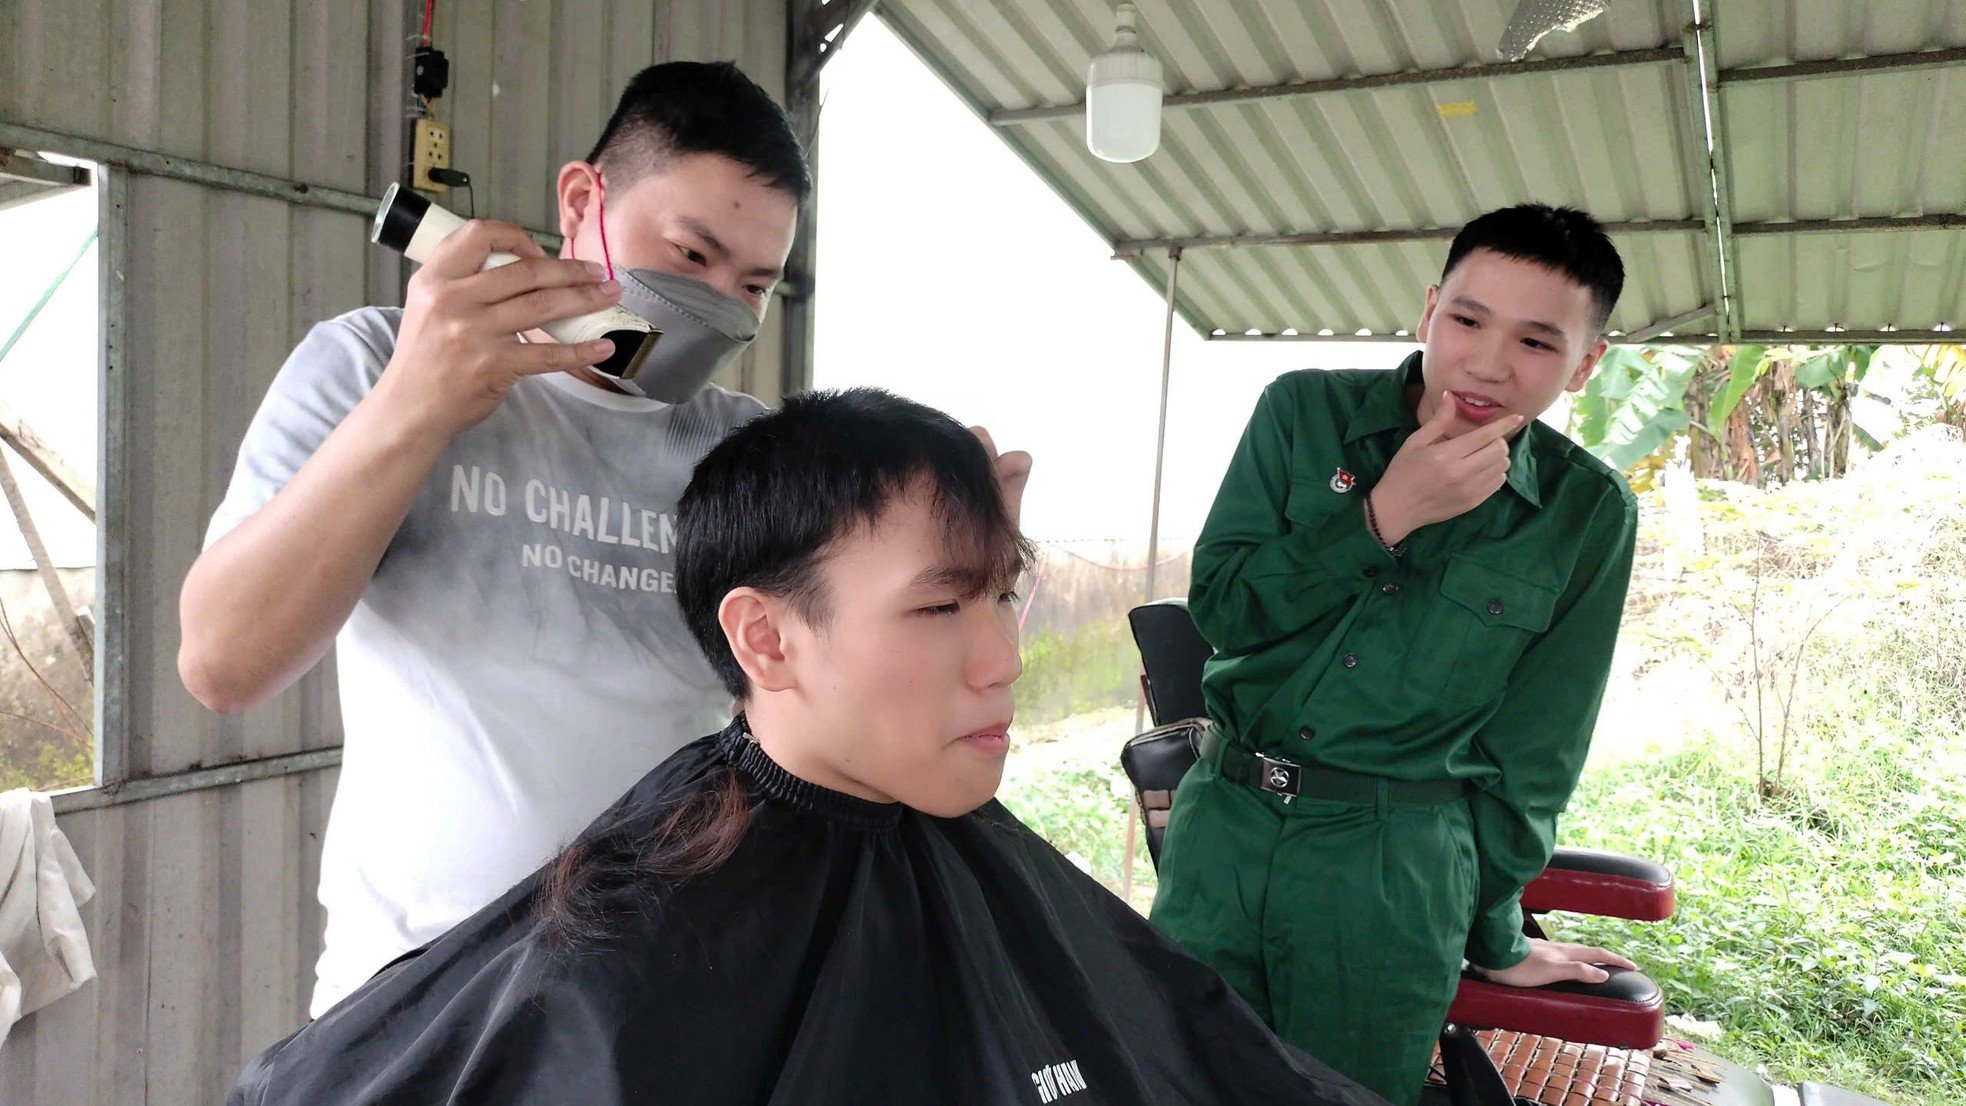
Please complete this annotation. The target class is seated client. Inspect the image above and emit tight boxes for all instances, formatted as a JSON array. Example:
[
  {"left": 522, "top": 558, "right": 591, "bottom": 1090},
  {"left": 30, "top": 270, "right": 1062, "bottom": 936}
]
[{"left": 229, "top": 387, "right": 1385, "bottom": 1106}]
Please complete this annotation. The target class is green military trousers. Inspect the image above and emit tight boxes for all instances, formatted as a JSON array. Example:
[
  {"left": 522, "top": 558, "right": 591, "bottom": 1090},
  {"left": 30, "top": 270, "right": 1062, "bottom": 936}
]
[{"left": 1148, "top": 755, "right": 1479, "bottom": 1106}]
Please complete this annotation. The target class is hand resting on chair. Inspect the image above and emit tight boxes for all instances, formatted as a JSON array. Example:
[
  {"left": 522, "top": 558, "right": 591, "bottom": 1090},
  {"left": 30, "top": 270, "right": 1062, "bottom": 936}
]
[{"left": 1471, "top": 938, "right": 1636, "bottom": 988}]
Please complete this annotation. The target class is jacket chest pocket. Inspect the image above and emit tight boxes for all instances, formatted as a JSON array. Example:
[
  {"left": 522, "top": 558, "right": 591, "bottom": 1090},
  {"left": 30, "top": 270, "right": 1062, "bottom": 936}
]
[
  {"left": 1411, "top": 556, "right": 1558, "bottom": 705},
  {"left": 1282, "top": 476, "right": 1351, "bottom": 530}
]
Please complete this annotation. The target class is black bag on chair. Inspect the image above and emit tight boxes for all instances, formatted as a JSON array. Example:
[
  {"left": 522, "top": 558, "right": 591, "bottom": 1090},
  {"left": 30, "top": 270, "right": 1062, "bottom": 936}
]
[{"left": 1120, "top": 716, "right": 1207, "bottom": 869}]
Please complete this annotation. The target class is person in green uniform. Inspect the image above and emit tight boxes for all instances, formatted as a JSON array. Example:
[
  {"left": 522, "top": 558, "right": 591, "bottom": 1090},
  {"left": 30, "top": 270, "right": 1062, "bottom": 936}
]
[{"left": 1149, "top": 204, "right": 1641, "bottom": 1106}]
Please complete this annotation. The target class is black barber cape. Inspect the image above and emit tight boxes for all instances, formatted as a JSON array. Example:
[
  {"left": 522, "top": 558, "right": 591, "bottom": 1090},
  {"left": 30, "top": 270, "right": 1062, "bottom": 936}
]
[{"left": 231, "top": 721, "right": 1384, "bottom": 1106}]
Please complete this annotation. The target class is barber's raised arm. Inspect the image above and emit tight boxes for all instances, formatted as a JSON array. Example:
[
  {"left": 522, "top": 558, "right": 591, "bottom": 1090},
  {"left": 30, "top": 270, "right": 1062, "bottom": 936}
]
[{"left": 178, "top": 221, "right": 622, "bottom": 713}]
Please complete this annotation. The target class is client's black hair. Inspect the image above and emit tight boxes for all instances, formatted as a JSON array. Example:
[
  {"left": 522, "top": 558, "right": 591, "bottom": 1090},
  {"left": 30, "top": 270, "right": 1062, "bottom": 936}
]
[
  {"left": 540, "top": 388, "right": 1031, "bottom": 945},
  {"left": 678, "top": 387, "right": 1034, "bottom": 699},
  {"left": 1441, "top": 204, "right": 1625, "bottom": 334}
]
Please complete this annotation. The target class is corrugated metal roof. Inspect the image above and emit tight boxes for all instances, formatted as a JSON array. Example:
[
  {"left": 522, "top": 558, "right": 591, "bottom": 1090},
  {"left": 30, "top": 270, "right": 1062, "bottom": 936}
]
[{"left": 879, "top": 0, "right": 1966, "bottom": 342}]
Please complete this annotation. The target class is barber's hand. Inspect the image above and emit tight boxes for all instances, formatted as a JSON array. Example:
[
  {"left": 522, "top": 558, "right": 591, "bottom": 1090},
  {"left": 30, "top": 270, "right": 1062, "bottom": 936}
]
[
  {"left": 1473, "top": 939, "right": 1636, "bottom": 988},
  {"left": 968, "top": 426, "right": 1032, "bottom": 530},
  {"left": 1368, "top": 392, "right": 1524, "bottom": 545},
  {"left": 376, "top": 220, "right": 625, "bottom": 440}
]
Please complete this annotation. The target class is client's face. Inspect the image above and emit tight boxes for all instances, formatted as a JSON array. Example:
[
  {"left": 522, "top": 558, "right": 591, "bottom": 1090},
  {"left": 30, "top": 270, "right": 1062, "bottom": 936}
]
[{"left": 781, "top": 489, "right": 1022, "bottom": 818}]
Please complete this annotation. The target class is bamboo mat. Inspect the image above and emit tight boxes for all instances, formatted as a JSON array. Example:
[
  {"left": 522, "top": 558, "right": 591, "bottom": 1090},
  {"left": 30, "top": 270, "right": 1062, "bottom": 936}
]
[{"left": 1427, "top": 1032, "right": 1734, "bottom": 1106}]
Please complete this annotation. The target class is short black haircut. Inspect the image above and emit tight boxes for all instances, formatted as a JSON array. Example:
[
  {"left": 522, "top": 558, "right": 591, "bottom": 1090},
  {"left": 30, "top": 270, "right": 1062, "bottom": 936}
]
[
  {"left": 677, "top": 388, "right": 1033, "bottom": 699},
  {"left": 1441, "top": 204, "right": 1625, "bottom": 334},
  {"left": 585, "top": 61, "right": 811, "bottom": 202}
]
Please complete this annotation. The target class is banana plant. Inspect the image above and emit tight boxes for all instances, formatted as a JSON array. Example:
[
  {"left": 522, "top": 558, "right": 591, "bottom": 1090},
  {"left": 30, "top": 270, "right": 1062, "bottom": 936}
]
[
  {"left": 1569, "top": 345, "right": 1700, "bottom": 483},
  {"left": 1571, "top": 343, "right": 1929, "bottom": 488}
]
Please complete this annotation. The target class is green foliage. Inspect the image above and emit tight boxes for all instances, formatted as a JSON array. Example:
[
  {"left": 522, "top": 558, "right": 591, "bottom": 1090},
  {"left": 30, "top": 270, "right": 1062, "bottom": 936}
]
[
  {"left": 1562, "top": 443, "right": 1966, "bottom": 1105},
  {"left": 1572, "top": 342, "right": 1953, "bottom": 488},
  {"left": 0, "top": 730, "right": 91, "bottom": 792},
  {"left": 1572, "top": 345, "right": 1698, "bottom": 471},
  {"left": 1708, "top": 343, "right": 1770, "bottom": 434},
  {"left": 1015, "top": 621, "right": 1139, "bottom": 724},
  {"left": 1563, "top": 726, "right": 1966, "bottom": 1103},
  {"left": 999, "top": 758, "right": 1143, "bottom": 891}
]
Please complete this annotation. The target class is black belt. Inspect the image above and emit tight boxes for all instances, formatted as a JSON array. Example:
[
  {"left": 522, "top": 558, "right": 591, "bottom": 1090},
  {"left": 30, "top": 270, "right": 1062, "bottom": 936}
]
[{"left": 1198, "top": 726, "right": 1468, "bottom": 807}]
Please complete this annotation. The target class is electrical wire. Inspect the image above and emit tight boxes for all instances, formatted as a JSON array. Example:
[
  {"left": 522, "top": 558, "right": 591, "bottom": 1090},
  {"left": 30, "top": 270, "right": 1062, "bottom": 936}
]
[
  {"left": 595, "top": 175, "right": 615, "bottom": 281},
  {"left": 421, "top": 0, "right": 435, "bottom": 45}
]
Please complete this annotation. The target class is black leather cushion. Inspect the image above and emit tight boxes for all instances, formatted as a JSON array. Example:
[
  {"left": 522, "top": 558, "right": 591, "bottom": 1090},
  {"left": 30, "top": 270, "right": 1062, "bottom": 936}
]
[{"left": 1128, "top": 600, "right": 1213, "bottom": 727}]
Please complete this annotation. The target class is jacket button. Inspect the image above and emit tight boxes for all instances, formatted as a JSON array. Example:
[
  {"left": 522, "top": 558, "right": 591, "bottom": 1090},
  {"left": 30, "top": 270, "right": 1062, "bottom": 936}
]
[
  {"left": 1487, "top": 599, "right": 1504, "bottom": 616},
  {"left": 1381, "top": 582, "right": 1401, "bottom": 597},
  {"left": 1342, "top": 652, "right": 1358, "bottom": 668},
  {"left": 1299, "top": 726, "right": 1315, "bottom": 740}
]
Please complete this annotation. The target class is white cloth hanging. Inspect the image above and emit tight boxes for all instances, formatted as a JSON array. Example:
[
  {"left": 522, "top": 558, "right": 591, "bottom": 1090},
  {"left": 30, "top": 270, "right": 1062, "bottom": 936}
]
[{"left": 0, "top": 789, "right": 96, "bottom": 1049}]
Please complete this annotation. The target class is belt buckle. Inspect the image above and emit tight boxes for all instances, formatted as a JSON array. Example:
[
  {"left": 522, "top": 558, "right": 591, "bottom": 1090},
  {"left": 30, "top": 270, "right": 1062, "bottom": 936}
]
[{"left": 1256, "top": 754, "right": 1301, "bottom": 802}]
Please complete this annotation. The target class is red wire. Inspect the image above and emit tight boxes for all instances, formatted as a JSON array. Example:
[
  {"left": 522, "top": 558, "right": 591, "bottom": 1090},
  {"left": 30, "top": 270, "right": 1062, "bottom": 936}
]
[
  {"left": 596, "top": 176, "right": 615, "bottom": 282},
  {"left": 421, "top": 0, "right": 434, "bottom": 45}
]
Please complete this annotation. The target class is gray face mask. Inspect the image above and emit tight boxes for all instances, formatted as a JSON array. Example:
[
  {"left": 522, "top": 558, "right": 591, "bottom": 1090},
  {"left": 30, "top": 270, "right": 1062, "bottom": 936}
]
[{"left": 605, "top": 269, "right": 761, "bottom": 404}]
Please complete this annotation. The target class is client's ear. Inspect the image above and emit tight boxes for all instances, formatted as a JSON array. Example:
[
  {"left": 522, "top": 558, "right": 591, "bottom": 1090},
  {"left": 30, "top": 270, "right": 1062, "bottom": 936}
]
[{"left": 719, "top": 588, "right": 796, "bottom": 693}]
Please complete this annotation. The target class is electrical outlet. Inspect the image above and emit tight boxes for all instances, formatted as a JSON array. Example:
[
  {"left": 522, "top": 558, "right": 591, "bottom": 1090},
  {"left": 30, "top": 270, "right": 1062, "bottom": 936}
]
[{"left": 412, "top": 118, "right": 451, "bottom": 193}]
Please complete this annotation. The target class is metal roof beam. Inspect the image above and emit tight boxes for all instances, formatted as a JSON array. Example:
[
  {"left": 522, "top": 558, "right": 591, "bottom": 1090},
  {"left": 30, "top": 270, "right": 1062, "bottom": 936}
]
[
  {"left": 990, "top": 46, "right": 1686, "bottom": 127},
  {"left": 991, "top": 45, "right": 1966, "bottom": 128},
  {"left": 1694, "top": 329, "right": 1959, "bottom": 344},
  {"left": 1111, "top": 212, "right": 1966, "bottom": 256},
  {"left": 791, "top": 0, "right": 882, "bottom": 93},
  {"left": 1720, "top": 46, "right": 1966, "bottom": 85},
  {"left": 1622, "top": 304, "right": 1716, "bottom": 343},
  {"left": 1, "top": 149, "right": 92, "bottom": 212},
  {"left": 1211, "top": 326, "right": 1961, "bottom": 346},
  {"left": 0, "top": 121, "right": 375, "bottom": 216},
  {"left": 1111, "top": 218, "right": 1704, "bottom": 255},
  {"left": 1733, "top": 213, "right": 1966, "bottom": 236},
  {"left": 1208, "top": 332, "right": 1417, "bottom": 342}
]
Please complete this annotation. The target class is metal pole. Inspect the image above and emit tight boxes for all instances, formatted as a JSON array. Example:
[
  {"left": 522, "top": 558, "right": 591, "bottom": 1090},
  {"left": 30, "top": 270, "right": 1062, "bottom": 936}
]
[
  {"left": 0, "top": 122, "right": 376, "bottom": 218},
  {"left": 1142, "top": 245, "right": 1182, "bottom": 609},
  {"left": 1132, "top": 245, "right": 1183, "bottom": 726},
  {"left": 1679, "top": 0, "right": 1740, "bottom": 341},
  {"left": 1125, "top": 247, "right": 1183, "bottom": 902}
]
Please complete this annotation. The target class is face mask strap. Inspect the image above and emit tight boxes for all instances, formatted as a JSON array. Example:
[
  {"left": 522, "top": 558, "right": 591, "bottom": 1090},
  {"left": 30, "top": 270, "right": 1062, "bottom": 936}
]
[{"left": 570, "top": 167, "right": 617, "bottom": 282}]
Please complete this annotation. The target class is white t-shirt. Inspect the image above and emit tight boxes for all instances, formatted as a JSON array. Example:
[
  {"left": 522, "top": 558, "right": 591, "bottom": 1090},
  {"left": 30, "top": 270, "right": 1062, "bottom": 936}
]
[{"left": 205, "top": 307, "right": 761, "bottom": 1016}]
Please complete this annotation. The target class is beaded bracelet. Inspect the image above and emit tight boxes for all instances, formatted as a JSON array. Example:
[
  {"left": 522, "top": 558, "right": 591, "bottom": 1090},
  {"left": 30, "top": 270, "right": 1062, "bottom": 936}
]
[{"left": 1364, "top": 489, "right": 1407, "bottom": 558}]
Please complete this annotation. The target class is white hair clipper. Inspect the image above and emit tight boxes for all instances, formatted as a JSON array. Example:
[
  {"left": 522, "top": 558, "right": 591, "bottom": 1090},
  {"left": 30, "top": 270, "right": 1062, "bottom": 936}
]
[{"left": 371, "top": 182, "right": 659, "bottom": 387}]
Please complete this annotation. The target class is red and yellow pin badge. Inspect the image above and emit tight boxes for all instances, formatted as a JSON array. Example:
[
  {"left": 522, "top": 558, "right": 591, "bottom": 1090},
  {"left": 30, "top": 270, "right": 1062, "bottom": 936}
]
[{"left": 1329, "top": 467, "right": 1356, "bottom": 493}]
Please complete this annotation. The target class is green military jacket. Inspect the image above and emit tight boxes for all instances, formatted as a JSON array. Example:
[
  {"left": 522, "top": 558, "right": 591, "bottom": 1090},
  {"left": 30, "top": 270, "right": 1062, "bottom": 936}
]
[{"left": 1188, "top": 353, "right": 1638, "bottom": 969}]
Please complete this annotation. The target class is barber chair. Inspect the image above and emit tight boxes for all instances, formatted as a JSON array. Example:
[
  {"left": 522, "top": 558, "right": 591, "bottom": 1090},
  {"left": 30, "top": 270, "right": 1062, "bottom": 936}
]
[{"left": 1120, "top": 599, "right": 1674, "bottom": 1106}]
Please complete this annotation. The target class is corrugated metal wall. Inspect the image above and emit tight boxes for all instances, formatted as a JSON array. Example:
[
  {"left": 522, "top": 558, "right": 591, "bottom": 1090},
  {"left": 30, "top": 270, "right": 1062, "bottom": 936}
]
[
  {"left": 0, "top": 772, "right": 335, "bottom": 1104},
  {"left": 0, "top": 2, "right": 796, "bottom": 1100}
]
